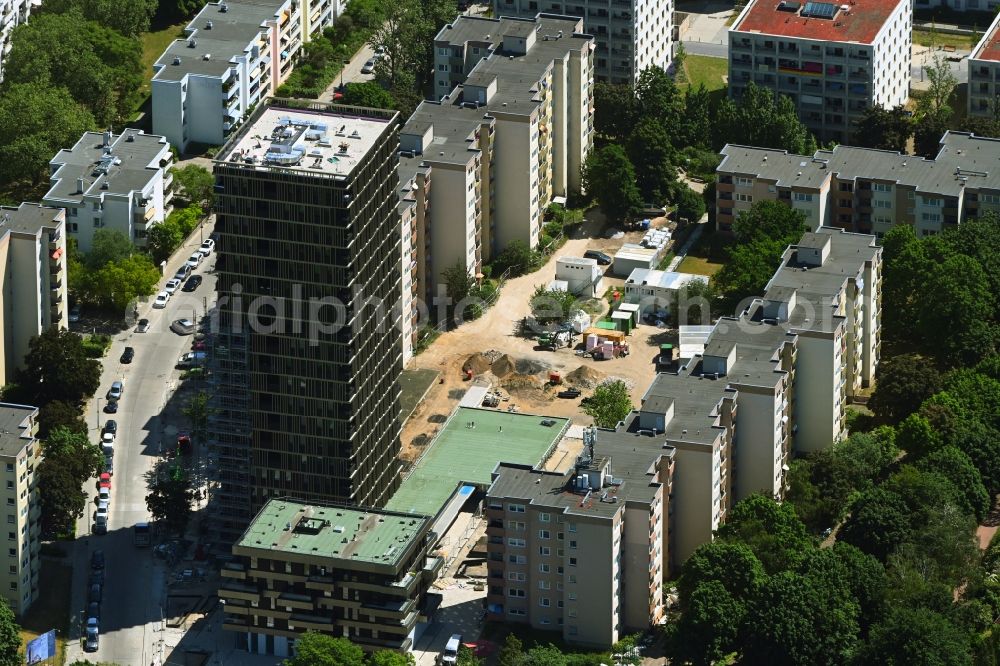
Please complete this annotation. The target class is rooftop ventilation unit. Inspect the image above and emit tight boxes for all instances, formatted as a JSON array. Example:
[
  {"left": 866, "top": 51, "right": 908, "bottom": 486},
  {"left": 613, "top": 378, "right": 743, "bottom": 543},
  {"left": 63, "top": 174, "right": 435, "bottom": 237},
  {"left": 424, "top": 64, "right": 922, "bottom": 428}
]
[
  {"left": 203, "top": 53, "right": 211, "bottom": 60},
  {"left": 219, "top": 1, "right": 228, "bottom": 11},
  {"left": 188, "top": 39, "right": 197, "bottom": 48},
  {"left": 777, "top": 1, "right": 800, "bottom": 11},
  {"left": 206, "top": 20, "right": 213, "bottom": 29},
  {"left": 172, "top": 56, "right": 182, "bottom": 65}
]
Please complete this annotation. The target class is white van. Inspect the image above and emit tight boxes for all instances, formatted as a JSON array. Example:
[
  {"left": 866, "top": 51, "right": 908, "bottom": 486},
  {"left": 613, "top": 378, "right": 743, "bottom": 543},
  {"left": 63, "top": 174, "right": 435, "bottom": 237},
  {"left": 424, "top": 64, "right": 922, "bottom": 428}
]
[{"left": 439, "top": 634, "right": 462, "bottom": 665}]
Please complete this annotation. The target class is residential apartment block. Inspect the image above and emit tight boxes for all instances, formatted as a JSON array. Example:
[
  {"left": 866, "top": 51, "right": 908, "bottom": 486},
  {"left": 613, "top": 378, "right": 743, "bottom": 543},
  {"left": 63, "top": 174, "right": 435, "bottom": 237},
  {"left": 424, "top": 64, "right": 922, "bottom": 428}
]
[
  {"left": 221, "top": 499, "right": 442, "bottom": 656},
  {"left": 42, "top": 130, "right": 173, "bottom": 253},
  {"left": 969, "top": 13, "right": 1000, "bottom": 118},
  {"left": 729, "top": 0, "right": 911, "bottom": 143},
  {"left": 209, "top": 102, "right": 403, "bottom": 541},
  {"left": 398, "top": 13, "right": 594, "bottom": 340},
  {"left": 492, "top": 0, "right": 672, "bottom": 84},
  {"left": 0, "top": 404, "right": 42, "bottom": 616},
  {"left": 0, "top": 204, "right": 68, "bottom": 385},
  {"left": 716, "top": 131, "right": 1000, "bottom": 236},
  {"left": 153, "top": 0, "right": 338, "bottom": 152},
  {"left": 0, "top": 0, "right": 34, "bottom": 82}
]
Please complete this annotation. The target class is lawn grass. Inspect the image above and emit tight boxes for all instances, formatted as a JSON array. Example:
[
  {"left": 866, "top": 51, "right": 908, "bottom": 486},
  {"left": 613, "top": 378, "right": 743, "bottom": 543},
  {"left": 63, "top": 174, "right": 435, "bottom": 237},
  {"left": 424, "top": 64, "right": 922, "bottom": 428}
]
[
  {"left": 680, "top": 55, "right": 729, "bottom": 92},
  {"left": 677, "top": 254, "right": 724, "bottom": 276},
  {"left": 140, "top": 20, "right": 187, "bottom": 94},
  {"left": 913, "top": 28, "right": 980, "bottom": 50},
  {"left": 399, "top": 369, "right": 439, "bottom": 424},
  {"left": 19, "top": 558, "right": 72, "bottom": 665},
  {"left": 656, "top": 251, "right": 676, "bottom": 271}
]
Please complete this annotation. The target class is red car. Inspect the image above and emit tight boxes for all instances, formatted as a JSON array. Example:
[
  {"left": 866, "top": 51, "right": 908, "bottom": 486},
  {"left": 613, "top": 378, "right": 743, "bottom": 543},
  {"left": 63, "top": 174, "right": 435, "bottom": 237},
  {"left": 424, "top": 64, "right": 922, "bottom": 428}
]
[{"left": 98, "top": 473, "right": 111, "bottom": 490}]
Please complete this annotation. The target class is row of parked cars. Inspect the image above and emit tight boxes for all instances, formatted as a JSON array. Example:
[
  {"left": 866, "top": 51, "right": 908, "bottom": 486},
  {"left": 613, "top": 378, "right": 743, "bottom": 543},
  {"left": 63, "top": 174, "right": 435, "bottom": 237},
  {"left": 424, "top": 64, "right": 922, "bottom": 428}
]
[
  {"left": 85, "top": 550, "right": 106, "bottom": 651},
  {"left": 153, "top": 239, "right": 213, "bottom": 309}
]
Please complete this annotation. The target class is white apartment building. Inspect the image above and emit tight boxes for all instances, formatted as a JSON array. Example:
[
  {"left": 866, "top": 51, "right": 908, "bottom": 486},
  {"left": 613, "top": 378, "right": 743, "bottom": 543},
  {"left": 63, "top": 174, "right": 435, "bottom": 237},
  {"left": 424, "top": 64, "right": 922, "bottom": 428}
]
[
  {"left": 0, "top": 0, "right": 34, "bottom": 83},
  {"left": 623, "top": 268, "right": 709, "bottom": 313},
  {"left": 969, "top": 13, "right": 1000, "bottom": 118},
  {"left": 0, "top": 404, "right": 42, "bottom": 616},
  {"left": 399, "top": 14, "right": 594, "bottom": 330},
  {"left": 492, "top": 1, "right": 672, "bottom": 84},
  {"left": 0, "top": 204, "right": 67, "bottom": 385},
  {"left": 763, "top": 228, "right": 881, "bottom": 452},
  {"left": 729, "top": 0, "right": 911, "bottom": 143},
  {"left": 43, "top": 130, "right": 173, "bottom": 253},
  {"left": 152, "top": 0, "right": 337, "bottom": 152},
  {"left": 716, "top": 132, "right": 1000, "bottom": 237}
]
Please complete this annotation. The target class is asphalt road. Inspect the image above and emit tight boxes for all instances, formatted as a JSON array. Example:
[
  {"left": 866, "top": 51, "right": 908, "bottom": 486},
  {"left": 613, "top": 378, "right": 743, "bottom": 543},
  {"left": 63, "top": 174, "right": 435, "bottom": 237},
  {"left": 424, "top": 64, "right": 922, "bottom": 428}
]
[{"left": 65, "top": 229, "right": 217, "bottom": 666}]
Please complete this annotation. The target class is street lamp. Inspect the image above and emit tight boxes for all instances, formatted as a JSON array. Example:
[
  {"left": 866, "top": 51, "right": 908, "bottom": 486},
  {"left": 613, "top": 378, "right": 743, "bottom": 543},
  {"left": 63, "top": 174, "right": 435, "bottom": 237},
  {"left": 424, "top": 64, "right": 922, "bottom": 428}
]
[
  {"left": 338, "top": 59, "right": 351, "bottom": 93},
  {"left": 96, "top": 398, "right": 101, "bottom": 432}
]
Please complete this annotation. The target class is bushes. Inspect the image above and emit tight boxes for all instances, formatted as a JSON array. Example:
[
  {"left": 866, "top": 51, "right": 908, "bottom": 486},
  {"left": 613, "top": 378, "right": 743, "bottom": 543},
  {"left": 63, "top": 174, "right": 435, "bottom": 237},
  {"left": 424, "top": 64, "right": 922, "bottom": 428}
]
[
  {"left": 147, "top": 204, "right": 203, "bottom": 264},
  {"left": 81, "top": 334, "right": 112, "bottom": 359}
]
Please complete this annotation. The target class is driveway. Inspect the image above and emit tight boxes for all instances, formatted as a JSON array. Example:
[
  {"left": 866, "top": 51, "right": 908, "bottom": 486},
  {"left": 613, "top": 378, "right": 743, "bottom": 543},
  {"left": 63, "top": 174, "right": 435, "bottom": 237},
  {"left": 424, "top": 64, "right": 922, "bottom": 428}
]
[
  {"left": 65, "top": 221, "right": 217, "bottom": 666},
  {"left": 321, "top": 41, "right": 376, "bottom": 101}
]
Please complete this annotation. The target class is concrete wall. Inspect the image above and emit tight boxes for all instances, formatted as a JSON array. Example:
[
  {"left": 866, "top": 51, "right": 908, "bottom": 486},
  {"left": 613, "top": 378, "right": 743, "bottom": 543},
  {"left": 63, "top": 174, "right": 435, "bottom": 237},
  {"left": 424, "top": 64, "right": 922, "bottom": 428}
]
[
  {"left": 493, "top": 114, "right": 535, "bottom": 252},
  {"left": 670, "top": 444, "right": 716, "bottom": 564},
  {"left": 429, "top": 162, "right": 477, "bottom": 290},
  {"left": 793, "top": 332, "right": 840, "bottom": 453},
  {"left": 563, "top": 515, "right": 620, "bottom": 647},
  {"left": 190, "top": 75, "right": 227, "bottom": 147},
  {"left": 152, "top": 79, "right": 186, "bottom": 151},
  {"left": 732, "top": 386, "right": 781, "bottom": 501}
]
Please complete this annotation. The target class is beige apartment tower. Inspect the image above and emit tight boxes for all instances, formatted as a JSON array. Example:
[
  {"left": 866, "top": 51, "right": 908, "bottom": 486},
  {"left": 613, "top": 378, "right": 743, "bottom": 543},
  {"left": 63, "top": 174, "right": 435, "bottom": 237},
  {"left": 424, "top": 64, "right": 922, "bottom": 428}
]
[{"left": 0, "top": 405, "right": 42, "bottom": 616}]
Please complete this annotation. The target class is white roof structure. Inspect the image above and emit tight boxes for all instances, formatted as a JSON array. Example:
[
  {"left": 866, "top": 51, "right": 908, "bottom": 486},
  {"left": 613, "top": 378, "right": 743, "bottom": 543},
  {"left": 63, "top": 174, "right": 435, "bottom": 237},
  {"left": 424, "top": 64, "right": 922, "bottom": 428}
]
[
  {"left": 625, "top": 268, "right": 710, "bottom": 291},
  {"left": 679, "top": 325, "right": 715, "bottom": 359}
]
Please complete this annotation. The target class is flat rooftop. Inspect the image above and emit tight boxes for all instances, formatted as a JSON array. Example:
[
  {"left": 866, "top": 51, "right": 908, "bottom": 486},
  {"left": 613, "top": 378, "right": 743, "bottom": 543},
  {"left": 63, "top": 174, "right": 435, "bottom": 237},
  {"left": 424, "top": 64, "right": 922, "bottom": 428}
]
[
  {"left": 44, "top": 130, "right": 168, "bottom": 204},
  {"left": 153, "top": 0, "right": 278, "bottom": 81},
  {"left": 0, "top": 203, "right": 63, "bottom": 237},
  {"left": 435, "top": 13, "right": 583, "bottom": 51},
  {"left": 237, "top": 499, "right": 430, "bottom": 567},
  {"left": 732, "top": 0, "right": 904, "bottom": 44},
  {"left": 385, "top": 407, "right": 569, "bottom": 517},
  {"left": 644, "top": 370, "right": 731, "bottom": 447},
  {"left": 217, "top": 105, "right": 397, "bottom": 177},
  {"left": 625, "top": 268, "right": 710, "bottom": 291},
  {"left": 0, "top": 404, "right": 35, "bottom": 458},
  {"left": 972, "top": 12, "right": 1000, "bottom": 62}
]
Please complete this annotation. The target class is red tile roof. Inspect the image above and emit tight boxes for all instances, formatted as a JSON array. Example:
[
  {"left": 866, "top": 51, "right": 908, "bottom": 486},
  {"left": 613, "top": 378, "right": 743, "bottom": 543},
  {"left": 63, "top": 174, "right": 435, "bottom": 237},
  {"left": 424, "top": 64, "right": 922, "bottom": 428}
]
[
  {"left": 972, "top": 18, "right": 1000, "bottom": 62},
  {"left": 732, "top": 0, "right": 904, "bottom": 45}
]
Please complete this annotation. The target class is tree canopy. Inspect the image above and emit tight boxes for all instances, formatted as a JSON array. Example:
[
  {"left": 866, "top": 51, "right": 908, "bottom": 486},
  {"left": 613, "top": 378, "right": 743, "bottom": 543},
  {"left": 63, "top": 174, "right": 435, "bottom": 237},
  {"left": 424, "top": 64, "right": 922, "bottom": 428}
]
[
  {"left": 582, "top": 380, "right": 633, "bottom": 428},
  {"left": 582, "top": 145, "right": 642, "bottom": 224},
  {"left": 283, "top": 632, "right": 365, "bottom": 666},
  {"left": 172, "top": 165, "right": 215, "bottom": 208},
  {"left": 713, "top": 83, "right": 817, "bottom": 154},
  {"left": 16, "top": 327, "right": 100, "bottom": 405},
  {"left": 852, "top": 105, "right": 912, "bottom": 153},
  {"left": 43, "top": 0, "right": 158, "bottom": 37}
]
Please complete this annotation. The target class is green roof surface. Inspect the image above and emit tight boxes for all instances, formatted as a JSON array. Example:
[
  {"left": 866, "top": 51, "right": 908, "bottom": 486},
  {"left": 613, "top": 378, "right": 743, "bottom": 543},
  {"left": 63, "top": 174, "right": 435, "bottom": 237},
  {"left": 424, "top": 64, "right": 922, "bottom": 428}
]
[
  {"left": 386, "top": 407, "right": 569, "bottom": 517},
  {"left": 237, "top": 499, "right": 429, "bottom": 567}
]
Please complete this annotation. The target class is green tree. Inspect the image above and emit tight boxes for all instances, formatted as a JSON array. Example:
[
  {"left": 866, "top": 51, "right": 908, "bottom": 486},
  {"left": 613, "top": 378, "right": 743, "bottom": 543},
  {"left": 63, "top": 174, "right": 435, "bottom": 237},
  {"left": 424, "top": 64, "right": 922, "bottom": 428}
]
[
  {"left": 713, "top": 83, "right": 817, "bottom": 154},
  {"left": 182, "top": 391, "right": 212, "bottom": 443},
  {"left": 0, "top": 601, "right": 20, "bottom": 666},
  {"left": 673, "top": 184, "right": 706, "bottom": 223},
  {"left": 678, "top": 541, "right": 766, "bottom": 603},
  {"left": 522, "top": 646, "right": 566, "bottom": 666},
  {"left": 342, "top": 82, "right": 396, "bottom": 109},
  {"left": 861, "top": 606, "right": 972, "bottom": 666},
  {"left": 840, "top": 487, "right": 911, "bottom": 561},
  {"left": 921, "top": 54, "right": 959, "bottom": 119},
  {"left": 626, "top": 117, "right": 676, "bottom": 204},
  {"left": 530, "top": 286, "right": 577, "bottom": 325},
  {"left": 496, "top": 634, "right": 524, "bottom": 666},
  {"left": 0, "top": 82, "right": 95, "bottom": 186},
  {"left": 832, "top": 542, "right": 886, "bottom": 633},
  {"left": 283, "top": 632, "right": 365, "bottom": 666},
  {"left": 917, "top": 254, "right": 996, "bottom": 366},
  {"left": 949, "top": 418, "right": 1000, "bottom": 495},
  {"left": 582, "top": 145, "right": 642, "bottom": 225},
  {"left": 456, "top": 645, "right": 483, "bottom": 666},
  {"left": 37, "top": 427, "right": 102, "bottom": 533},
  {"left": 869, "top": 354, "right": 941, "bottom": 423},
  {"left": 917, "top": 446, "right": 990, "bottom": 520},
  {"left": 914, "top": 111, "right": 951, "bottom": 159},
  {"left": 171, "top": 165, "right": 215, "bottom": 208},
  {"left": 593, "top": 82, "right": 636, "bottom": 143},
  {"left": 634, "top": 67, "right": 683, "bottom": 131},
  {"left": 85, "top": 229, "right": 133, "bottom": 271},
  {"left": 4, "top": 10, "right": 144, "bottom": 126},
  {"left": 852, "top": 105, "right": 912, "bottom": 153},
  {"left": 680, "top": 84, "right": 712, "bottom": 150},
  {"left": 176, "top": 0, "right": 209, "bottom": 17},
  {"left": 441, "top": 262, "right": 475, "bottom": 304},
  {"left": 582, "top": 380, "right": 633, "bottom": 428},
  {"left": 672, "top": 580, "right": 745, "bottom": 665},
  {"left": 90, "top": 253, "right": 161, "bottom": 312},
  {"left": 146, "top": 218, "right": 184, "bottom": 264},
  {"left": 44, "top": 427, "right": 104, "bottom": 482},
  {"left": 880, "top": 225, "right": 930, "bottom": 338},
  {"left": 16, "top": 327, "right": 100, "bottom": 405},
  {"left": 717, "top": 494, "right": 813, "bottom": 574},
  {"left": 367, "top": 651, "right": 414, "bottom": 666},
  {"left": 491, "top": 240, "right": 542, "bottom": 278},
  {"left": 37, "top": 400, "right": 87, "bottom": 439},
  {"left": 145, "top": 467, "right": 194, "bottom": 536},
  {"left": 43, "top": 0, "right": 157, "bottom": 37}
]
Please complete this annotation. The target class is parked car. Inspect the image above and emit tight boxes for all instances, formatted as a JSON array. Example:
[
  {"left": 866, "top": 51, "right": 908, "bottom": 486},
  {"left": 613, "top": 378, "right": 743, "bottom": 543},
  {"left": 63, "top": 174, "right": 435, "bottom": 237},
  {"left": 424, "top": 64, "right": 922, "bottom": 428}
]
[
  {"left": 439, "top": 634, "right": 463, "bottom": 665},
  {"left": 98, "top": 487, "right": 110, "bottom": 504},
  {"left": 361, "top": 58, "right": 376, "bottom": 74},
  {"left": 97, "top": 498, "right": 109, "bottom": 513},
  {"left": 84, "top": 623, "right": 99, "bottom": 652},
  {"left": 557, "top": 388, "right": 582, "bottom": 399},
  {"left": 136, "top": 318, "right": 150, "bottom": 333},
  {"left": 171, "top": 319, "right": 196, "bottom": 335},
  {"left": 176, "top": 351, "right": 207, "bottom": 369},
  {"left": 100, "top": 431, "right": 115, "bottom": 447},
  {"left": 107, "top": 380, "right": 123, "bottom": 401},
  {"left": 69, "top": 305, "right": 81, "bottom": 323},
  {"left": 91, "top": 550, "right": 105, "bottom": 570},
  {"left": 88, "top": 571, "right": 103, "bottom": 587},
  {"left": 182, "top": 274, "right": 203, "bottom": 292},
  {"left": 174, "top": 265, "right": 191, "bottom": 282},
  {"left": 153, "top": 291, "right": 169, "bottom": 309},
  {"left": 164, "top": 278, "right": 181, "bottom": 295},
  {"left": 198, "top": 239, "right": 215, "bottom": 256},
  {"left": 99, "top": 473, "right": 111, "bottom": 490},
  {"left": 185, "top": 253, "right": 202, "bottom": 269},
  {"left": 104, "top": 456, "right": 114, "bottom": 475},
  {"left": 584, "top": 249, "right": 612, "bottom": 265},
  {"left": 120, "top": 346, "right": 134, "bottom": 364},
  {"left": 103, "top": 401, "right": 118, "bottom": 414},
  {"left": 102, "top": 420, "right": 117, "bottom": 436},
  {"left": 88, "top": 584, "right": 102, "bottom": 604}
]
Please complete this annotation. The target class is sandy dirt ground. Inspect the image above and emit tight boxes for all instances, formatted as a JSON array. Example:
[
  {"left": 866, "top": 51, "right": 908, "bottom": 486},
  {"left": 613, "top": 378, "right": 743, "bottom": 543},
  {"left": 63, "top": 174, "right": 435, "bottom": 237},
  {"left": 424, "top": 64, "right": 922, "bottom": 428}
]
[{"left": 400, "top": 215, "right": 676, "bottom": 463}]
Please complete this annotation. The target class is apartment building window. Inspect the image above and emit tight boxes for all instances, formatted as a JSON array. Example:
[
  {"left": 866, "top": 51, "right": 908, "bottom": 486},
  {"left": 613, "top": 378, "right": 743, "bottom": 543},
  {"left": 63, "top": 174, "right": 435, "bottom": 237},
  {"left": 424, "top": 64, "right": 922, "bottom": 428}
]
[
  {"left": 793, "top": 192, "right": 813, "bottom": 202},
  {"left": 6, "top": 550, "right": 12, "bottom": 558},
  {"left": 568, "top": 522, "right": 576, "bottom": 532},
  {"left": 539, "top": 597, "right": 550, "bottom": 607},
  {"left": 538, "top": 530, "right": 550, "bottom": 539},
  {"left": 539, "top": 546, "right": 551, "bottom": 556},
  {"left": 556, "top": 532, "right": 564, "bottom": 540},
  {"left": 735, "top": 177, "right": 752, "bottom": 187},
  {"left": 508, "top": 588, "right": 526, "bottom": 598},
  {"left": 7, "top": 583, "right": 13, "bottom": 592},
  {"left": 768, "top": 185, "right": 777, "bottom": 193},
  {"left": 539, "top": 564, "right": 550, "bottom": 573},
  {"left": 539, "top": 581, "right": 551, "bottom": 590},
  {"left": 873, "top": 182, "right": 892, "bottom": 192},
  {"left": 539, "top": 513, "right": 550, "bottom": 523},
  {"left": 922, "top": 212, "right": 941, "bottom": 223},
  {"left": 507, "top": 521, "right": 525, "bottom": 530},
  {"left": 736, "top": 193, "right": 752, "bottom": 203},
  {"left": 508, "top": 504, "right": 525, "bottom": 513},
  {"left": 569, "top": 540, "right": 577, "bottom": 549},
  {"left": 981, "top": 193, "right": 1000, "bottom": 204},
  {"left": 568, "top": 592, "right": 578, "bottom": 600},
  {"left": 507, "top": 538, "right": 526, "bottom": 548},
  {"left": 6, "top": 534, "right": 12, "bottom": 542},
  {"left": 921, "top": 196, "right": 943, "bottom": 207},
  {"left": 568, "top": 574, "right": 576, "bottom": 583},
  {"left": 508, "top": 555, "right": 526, "bottom": 564},
  {"left": 569, "top": 557, "right": 578, "bottom": 566},
  {"left": 874, "top": 216, "right": 891, "bottom": 225},
  {"left": 5, "top": 517, "right": 11, "bottom": 525},
  {"left": 6, "top": 566, "right": 13, "bottom": 575},
  {"left": 4, "top": 483, "right": 10, "bottom": 490},
  {"left": 508, "top": 572, "right": 526, "bottom": 581},
  {"left": 874, "top": 200, "right": 891, "bottom": 209},
  {"left": 437, "top": 47, "right": 449, "bottom": 55},
  {"left": 4, "top": 465, "right": 11, "bottom": 473},
  {"left": 508, "top": 608, "right": 527, "bottom": 616}
]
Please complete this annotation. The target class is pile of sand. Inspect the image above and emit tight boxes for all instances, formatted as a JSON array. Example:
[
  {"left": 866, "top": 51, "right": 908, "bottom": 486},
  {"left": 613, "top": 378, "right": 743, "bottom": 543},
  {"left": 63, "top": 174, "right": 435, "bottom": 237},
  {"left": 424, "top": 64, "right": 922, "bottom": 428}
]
[
  {"left": 515, "top": 357, "right": 550, "bottom": 375},
  {"left": 463, "top": 353, "right": 493, "bottom": 375},
  {"left": 491, "top": 354, "right": 516, "bottom": 378},
  {"left": 502, "top": 374, "right": 543, "bottom": 391},
  {"left": 566, "top": 364, "right": 605, "bottom": 388}
]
